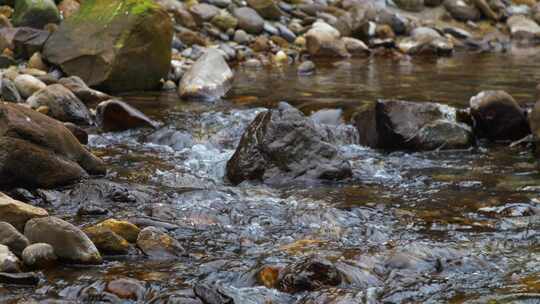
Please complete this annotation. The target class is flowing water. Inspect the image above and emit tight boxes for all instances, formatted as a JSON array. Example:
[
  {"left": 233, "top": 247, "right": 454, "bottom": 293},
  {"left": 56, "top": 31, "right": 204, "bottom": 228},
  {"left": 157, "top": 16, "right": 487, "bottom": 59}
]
[{"left": 4, "top": 51, "right": 540, "bottom": 303}]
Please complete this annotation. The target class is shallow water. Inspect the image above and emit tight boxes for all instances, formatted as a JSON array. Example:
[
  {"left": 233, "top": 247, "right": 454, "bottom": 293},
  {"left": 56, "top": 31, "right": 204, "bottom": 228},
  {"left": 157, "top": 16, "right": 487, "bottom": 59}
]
[{"left": 4, "top": 52, "right": 540, "bottom": 303}]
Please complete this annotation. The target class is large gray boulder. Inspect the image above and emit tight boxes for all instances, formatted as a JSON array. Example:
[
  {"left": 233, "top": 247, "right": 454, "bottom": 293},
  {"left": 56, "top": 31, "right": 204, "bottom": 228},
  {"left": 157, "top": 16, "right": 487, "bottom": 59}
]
[
  {"left": 42, "top": 0, "right": 173, "bottom": 93},
  {"left": 24, "top": 216, "right": 102, "bottom": 264},
  {"left": 0, "top": 102, "right": 106, "bottom": 189},
  {"left": 179, "top": 49, "right": 234, "bottom": 101},
  {"left": 354, "top": 100, "right": 473, "bottom": 151},
  {"left": 226, "top": 102, "right": 352, "bottom": 185}
]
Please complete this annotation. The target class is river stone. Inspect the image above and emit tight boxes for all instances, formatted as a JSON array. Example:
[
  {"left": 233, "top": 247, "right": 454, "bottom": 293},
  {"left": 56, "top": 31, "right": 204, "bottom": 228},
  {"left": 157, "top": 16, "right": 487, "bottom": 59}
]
[
  {"left": 507, "top": 15, "right": 540, "bottom": 42},
  {"left": 0, "top": 244, "right": 21, "bottom": 273},
  {"left": 0, "top": 192, "right": 48, "bottom": 232},
  {"left": 0, "top": 222, "right": 29, "bottom": 255},
  {"left": 24, "top": 216, "right": 102, "bottom": 264},
  {"left": 93, "top": 219, "right": 140, "bottom": 243},
  {"left": 27, "top": 52, "right": 47, "bottom": 71},
  {"left": 27, "top": 84, "right": 92, "bottom": 125},
  {"left": 1, "top": 78, "right": 21, "bottom": 102},
  {"left": 233, "top": 7, "right": 265, "bottom": 34},
  {"left": 354, "top": 100, "right": 473, "bottom": 151},
  {"left": 306, "top": 21, "right": 350, "bottom": 58},
  {"left": 13, "top": 0, "right": 60, "bottom": 29},
  {"left": 393, "top": 0, "right": 424, "bottom": 11},
  {"left": 63, "top": 122, "right": 88, "bottom": 145},
  {"left": 21, "top": 243, "right": 57, "bottom": 268},
  {"left": 12, "top": 27, "right": 50, "bottom": 60},
  {"left": 42, "top": 0, "right": 173, "bottom": 93},
  {"left": 83, "top": 225, "right": 130, "bottom": 254},
  {"left": 106, "top": 278, "right": 145, "bottom": 300},
  {"left": 342, "top": 37, "right": 370, "bottom": 56},
  {"left": 278, "top": 258, "right": 341, "bottom": 293},
  {"left": 96, "top": 99, "right": 158, "bottom": 132},
  {"left": 247, "top": 0, "right": 282, "bottom": 20},
  {"left": 471, "top": 0, "right": 499, "bottom": 21},
  {"left": 469, "top": 90, "right": 530, "bottom": 141},
  {"left": 298, "top": 60, "right": 316, "bottom": 75},
  {"left": 211, "top": 10, "right": 238, "bottom": 31},
  {"left": 443, "top": 0, "right": 481, "bottom": 21},
  {"left": 13, "top": 74, "right": 45, "bottom": 98},
  {"left": 0, "top": 103, "right": 106, "bottom": 189},
  {"left": 178, "top": 49, "right": 233, "bottom": 101},
  {"left": 226, "top": 102, "right": 352, "bottom": 185},
  {"left": 189, "top": 3, "right": 219, "bottom": 23},
  {"left": 58, "top": 76, "right": 111, "bottom": 104},
  {"left": 136, "top": 226, "right": 184, "bottom": 259}
]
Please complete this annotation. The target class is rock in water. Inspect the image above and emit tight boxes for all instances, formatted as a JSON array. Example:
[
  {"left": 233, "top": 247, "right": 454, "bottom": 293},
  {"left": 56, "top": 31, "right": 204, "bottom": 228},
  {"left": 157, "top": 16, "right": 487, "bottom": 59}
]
[
  {"left": 24, "top": 216, "right": 102, "bottom": 264},
  {"left": 27, "top": 84, "right": 92, "bottom": 125},
  {"left": 0, "top": 103, "right": 106, "bottom": 189},
  {"left": 354, "top": 100, "right": 473, "bottom": 151},
  {"left": 0, "top": 222, "right": 29, "bottom": 256},
  {"left": 83, "top": 225, "right": 130, "bottom": 254},
  {"left": 136, "top": 227, "right": 184, "bottom": 259},
  {"left": 305, "top": 21, "right": 349, "bottom": 58},
  {"left": 0, "top": 192, "right": 48, "bottom": 232},
  {"left": 0, "top": 244, "right": 21, "bottom": 273},
  {"left": 21, "top": 243, "right": 57, "bottom": 268},
  {"left": 96, "top": 99, "right": 158, "bottom": 132},
  {"left": 13, "top": 0, "right": 61, "bottom": 29},
  {"left": 178, "top": 49, "right": 233, "bottom": 101},
  {"left": 469, "top": 91, "right": 530, "bottom": 141},
  {"left": 58, "top": 76, "right": 111, "bottom": 104},
  {"left": 42, "top": 0, "right": 173, "bottom": 93},
  {"left": 226, "top": 102, "right": 352, "bottom": 185},
  {"left": 278, "top": 258, "right": 342, "bottom": 293}
]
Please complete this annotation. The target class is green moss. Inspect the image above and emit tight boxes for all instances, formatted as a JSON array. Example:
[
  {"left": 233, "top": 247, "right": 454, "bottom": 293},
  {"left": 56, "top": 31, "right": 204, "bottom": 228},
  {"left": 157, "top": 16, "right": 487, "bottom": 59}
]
[{"left": 71, "top": 0, "right": 159, "bottom": 25}]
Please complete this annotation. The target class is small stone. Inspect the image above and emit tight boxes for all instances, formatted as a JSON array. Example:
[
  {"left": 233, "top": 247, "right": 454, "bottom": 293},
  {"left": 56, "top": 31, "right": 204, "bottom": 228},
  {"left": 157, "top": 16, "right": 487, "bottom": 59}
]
[
  {"left": 27, "top": 84, "right": 92, "bottom": 125},
  {"left": 93, "top": 219, "right": 140, "bottom": 243},
  {"left": 106, "top": 278, "right": 145, "bottom": 300},
  {"left": 274, "top": 50, "right": 288, "bottom": 63},
  {"left": 96, "top": 99, "right": 158, "bottom": 132},
  {"left": 13, "top": 74, "right": 46, "bottom": 98},
  {"left": 298, "top": 60, "right": 316, "bottom": 75},
  {"left": 0, "top": 222, "right": 29, "bottom": 256},
  {"left": 1, "top": 78, "right": 21, "bottom": 102},
  {"left": 21, "top": 243, "right": 57, "bottom": 269},
  {"left": 244, "top": 58, "right": 263, "bottom": 68},
  {"left": 234, "top": 7, "right": 265, "bottom": 34},
  {"left": 162, "top": 80, "right": 177, "bottom": 91},
  {"left": 234, "top": 29, "right": 249, "bottom": 44},
  {"left": 84, "top": 225, "right": 130, "bottom": 254},
  {"left": 27, "top": 52, "right": 47, "bottom": 71},
  {"left": 136, "top": 227, "right": 184, "bottom": 259},
  {"left": 0, "top": 244, "right": 21, "bottom": 273}
]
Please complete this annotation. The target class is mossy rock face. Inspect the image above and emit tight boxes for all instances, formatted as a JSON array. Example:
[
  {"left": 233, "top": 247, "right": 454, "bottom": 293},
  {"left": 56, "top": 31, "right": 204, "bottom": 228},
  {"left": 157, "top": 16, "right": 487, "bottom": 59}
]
[
  {"left": 43, "top": 0, "right": 172, "bottom": 93},
  {"left": 13, "top": 0, "right": 61, "bottom": 29}
]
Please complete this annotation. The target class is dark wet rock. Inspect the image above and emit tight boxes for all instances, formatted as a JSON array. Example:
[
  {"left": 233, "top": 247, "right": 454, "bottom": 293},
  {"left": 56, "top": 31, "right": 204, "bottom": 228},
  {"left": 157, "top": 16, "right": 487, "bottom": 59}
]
[
  {"left": 193, "top": 283, "right": 233, "bottom": 304},
  {"left": 42, "top": 0, "right": 173, "bottom": 93},
  {"left": 233, "top": 7, "right": 265, "bottom": 34},
  {"left": 96, "top": 99, "right": 158, "bottom": 132},
  {"left": 189, "top": 3, "right": 220, "bottom": 24},
  {"left": 1, "top": 78, "right": 21, "bottom": 102},
  {"left": 528, "top": 99, "right": 540, "bottom": 156},
  {"left": 298, "top": 60, "right": 316, "bottom": 75},
  {"left": 469, "top": 90, "right": 529, "bottom": 141},
  {"left": 106, "top": 278, "right": 145, "bottom": 300},
  {"left": 136, "top": 226, "right": 184, "bottom": 259},
  {"left": 91, "top": 219, "right": 140, "bottom": 243},
  {"left": 394, "top": 0, "right": 424, "bottom": 12},
  {"left": 444, "top": 0, "right": 481, "bottom": 21},
  {"left": 507, "top": 15, "right": 540, "bottom": 43},
  {"left": 12, "top": 0, "right": 60, "bottom": 29},
  {"left": 0, "top": 103, "right": 106, "bottom": 189},
  {"left": 21, "top": 243, "right": 57, "bottom": 268},
  {"left": 376, "top": 9, "right": 408, "bottom": 36},
  {"left": 0, "top": 271, "right": 40, "bottom": 285},
  {"left": 83, "top": 225, "right": 130, "bottom": 254},
  {"left": 148, "top": 128, "right": 194, "bottom": 151},
  {"left": 296, "top": 289, "right": 365, "bottom": 303},
  {"left": 247, "top": 0, "right": 282, "bottom": 20},
  {"left": 277, "top": 23, "right": 296, "bottom": 42},
  {"left": 472, "top": 0, "right": 500, "bottom": 21},
  {"left": 58, "top": 76, "right": 111, "bottom": 104},
  {"left": 63, "top": 122, "right": 88, "bottom": 145},
  {"left": 0, "top": 244, "right": 21, "bottom": 273},
  {"left": 443, "top": 26, "right": 472, "bottom": 39},
  {"left": 13, "top": 74, "right": 45, "bottom": 98},
  {"left": 227, "top": 102, "right": 352, "bottom": 185},
  {"left": 0, "top": 222, "right": 29, "bottom": 256},
  {"left": 179, "top": 49, "right": 233, "bottom": 101},
  {"left": 306, "top": 21, "right": 349, "bottom": 58},
  {"left": 278, "top": 257, "right": 342, "bottom": 293},
  {"left": 27, "top": 84, "right": 92, "bottom": 125},
  {"left": 354, "top": 100, "right": 473, "bottom": 151},
  {"left": 0, "top": 192, "right": 48, "bottom": 232},
  {"left": 24, "top": 216, "right": 102, "bottom": 264},
  {"left": 0, "top": 55, "right": 15, "bottom": 69},
  {"left": 12, "top": 27, "right": 50, "bottom": 59}
]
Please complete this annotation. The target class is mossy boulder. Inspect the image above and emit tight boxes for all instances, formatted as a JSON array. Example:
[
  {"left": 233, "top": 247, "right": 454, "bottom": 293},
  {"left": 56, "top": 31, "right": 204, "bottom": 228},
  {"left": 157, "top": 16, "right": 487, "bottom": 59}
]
[
  {"left": 13, "top": 0, "right": 61, "bottom": 29},
  {"left": 42, "top": 0, "right": 172, "bottom": 93}
]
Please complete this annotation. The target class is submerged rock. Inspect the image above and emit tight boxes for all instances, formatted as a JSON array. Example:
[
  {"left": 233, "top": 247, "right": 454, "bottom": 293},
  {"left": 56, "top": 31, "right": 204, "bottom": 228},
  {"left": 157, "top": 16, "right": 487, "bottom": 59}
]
[
  {"left": 96, "top": 99, "right": 158, "bottom": 132},
  {"left": 278, "top": 257, "right": 342, "bottom": 293},
  {"left": 106, "top": 278, "right": 145, "bottom": 300},
  {"left": 0, "top": 221, "right": 29, "bottom": 256},
  {"left": 13, "top": 0, "right": 60, "bottom": 29},
  {"left": 469, "top": 90, "right": 529, "bottom": 141},
  {"left": 179, "top": 49, "right": 233, "bottom": 101},
  {"left": 92, "top": 219, "right": 140, "bottom": 243},
  {"left": 0, "top": 103, "right": 106, "bottom": 189},
  {"left": 21, "top": 243, "right": 57, "bottom": 268},
  {"left": 226, "top": 102, "right": 352, "bottom": 185},
  {"left": 354, "top": 100, "right": 473, "bottom": 150},
  {"left": 0, "top": 192, "right": 48, "bottom": 232},
  {"left": 24, "top": 216, "right": 102, "bottom": 264},
  {"left": 42, "top": 0, "right": 173, "bottom": 92},
  {"left": 136, "top": 226, "right": 184, "bottom": 259},
  {"left": 27, "top": 84, "right": 92, "bottom": 125}
]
